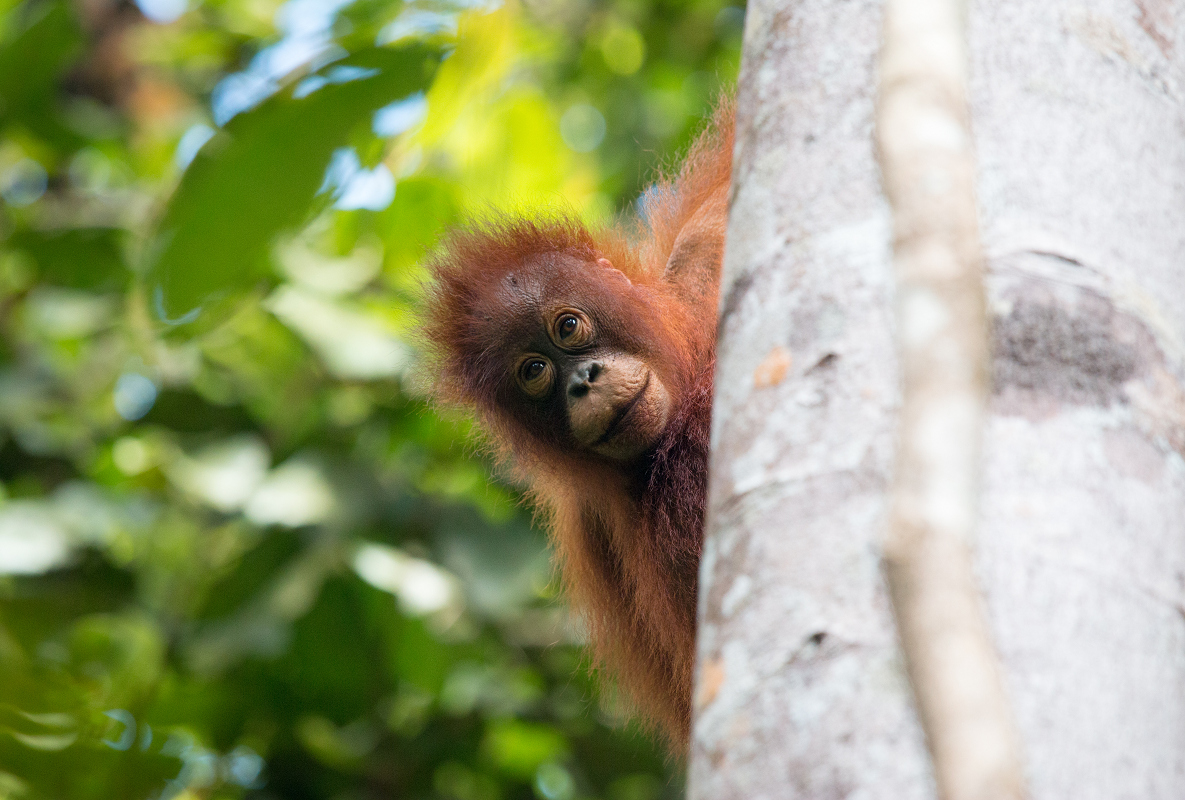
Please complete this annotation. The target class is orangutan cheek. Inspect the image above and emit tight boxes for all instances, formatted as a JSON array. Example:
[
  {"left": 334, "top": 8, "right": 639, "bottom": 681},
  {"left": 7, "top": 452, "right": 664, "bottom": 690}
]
[{"left": 589, "top": 378, "right": 672, "bottom": 461}]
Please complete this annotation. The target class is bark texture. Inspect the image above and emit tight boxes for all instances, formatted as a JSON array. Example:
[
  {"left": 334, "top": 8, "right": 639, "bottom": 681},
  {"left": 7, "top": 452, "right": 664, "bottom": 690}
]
[
  {"left": 877, "top": 0, "right": 1027, "bottom": 797},
  {"left": 689, "top": 1, "right": 934, "bottom": 796},
  {"left": 970, "top": 0, "right": 1185, "bottom": 797},
  {"left": 693, "top": 0, "right": 1185, "bottom": 797}
]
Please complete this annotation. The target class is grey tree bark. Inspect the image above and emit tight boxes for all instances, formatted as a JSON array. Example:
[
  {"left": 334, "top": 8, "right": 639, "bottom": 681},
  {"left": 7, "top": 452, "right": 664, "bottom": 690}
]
[{"left": 690, "top": 0, "right": 1185, "bottom": 798}]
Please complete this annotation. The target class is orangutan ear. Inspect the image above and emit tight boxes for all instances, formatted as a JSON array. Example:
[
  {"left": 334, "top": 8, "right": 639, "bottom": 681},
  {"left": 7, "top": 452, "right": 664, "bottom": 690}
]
[{"left": 596, "top": 257, "right": 632, "bottom": 287}]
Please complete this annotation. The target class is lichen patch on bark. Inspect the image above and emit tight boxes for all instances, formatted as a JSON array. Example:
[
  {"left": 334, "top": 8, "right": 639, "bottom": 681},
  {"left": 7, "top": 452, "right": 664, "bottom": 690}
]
[
  {"left": 992, "top": 286, "right": 1145, "bottom": 407},
  {"left": 753, "top": 346, "right": 793, "bottom": 388}
]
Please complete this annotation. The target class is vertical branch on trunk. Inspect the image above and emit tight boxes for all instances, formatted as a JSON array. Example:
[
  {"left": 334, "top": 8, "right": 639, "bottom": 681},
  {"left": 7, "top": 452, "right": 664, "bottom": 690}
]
[{"left": 875, "top": 1, "right": 1026, "bottom": 799}]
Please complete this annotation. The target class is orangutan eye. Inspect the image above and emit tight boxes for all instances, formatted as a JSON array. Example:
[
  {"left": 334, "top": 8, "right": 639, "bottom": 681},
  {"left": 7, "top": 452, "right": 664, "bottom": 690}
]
[
  {"left": 551, "top": 309, "right": 593, "bottom": 348},
  {"left": 517, "top": 356, "right": 553, "bottom": 396}
]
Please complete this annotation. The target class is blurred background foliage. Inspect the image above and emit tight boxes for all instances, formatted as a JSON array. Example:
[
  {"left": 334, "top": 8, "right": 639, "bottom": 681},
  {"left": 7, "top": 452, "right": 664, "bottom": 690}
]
[{"left": 0, "top": 0, "right": 742, "bottom": 796}]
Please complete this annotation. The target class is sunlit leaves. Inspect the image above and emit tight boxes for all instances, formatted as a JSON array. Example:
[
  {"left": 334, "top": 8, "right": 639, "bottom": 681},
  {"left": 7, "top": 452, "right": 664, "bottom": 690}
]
[
  {"left": 482, "top": 718, "right": 569, "bottom": 780},
  {"left": 0, "top": 0, "right": 729, "bottom": 796},
  {"left": 146, "top": 44, "right": 439, "bottom": 334}
]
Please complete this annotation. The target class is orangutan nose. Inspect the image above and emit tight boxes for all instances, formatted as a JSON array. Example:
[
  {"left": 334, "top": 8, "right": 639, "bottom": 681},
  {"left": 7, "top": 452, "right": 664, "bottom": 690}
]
[{"left": 567, "top": 361, "right": 603, "bottom": 398}]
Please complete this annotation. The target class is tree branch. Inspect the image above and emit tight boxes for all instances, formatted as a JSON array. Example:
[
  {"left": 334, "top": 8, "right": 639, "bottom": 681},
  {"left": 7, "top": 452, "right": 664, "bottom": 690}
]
[{"left": 875, "top": 1, "right": 1027, "bottom": 798}]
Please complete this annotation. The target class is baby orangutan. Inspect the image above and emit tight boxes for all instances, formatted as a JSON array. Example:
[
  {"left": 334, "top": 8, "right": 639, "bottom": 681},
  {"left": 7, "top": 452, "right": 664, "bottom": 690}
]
[{"left": 423, "top": 101, "right": 732, "bottom": 749}]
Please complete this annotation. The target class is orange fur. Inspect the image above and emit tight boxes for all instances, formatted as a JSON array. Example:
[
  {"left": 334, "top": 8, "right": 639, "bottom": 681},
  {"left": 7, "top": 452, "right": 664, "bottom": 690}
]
[{"left": 423, "top": 99, "right": 733, "bottom": 749}]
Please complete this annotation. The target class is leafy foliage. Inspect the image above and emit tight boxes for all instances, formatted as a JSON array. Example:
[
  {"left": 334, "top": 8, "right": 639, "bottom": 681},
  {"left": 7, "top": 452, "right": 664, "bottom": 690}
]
[{"left": 0, "top": 0, "right": 742, "bottom": 797}]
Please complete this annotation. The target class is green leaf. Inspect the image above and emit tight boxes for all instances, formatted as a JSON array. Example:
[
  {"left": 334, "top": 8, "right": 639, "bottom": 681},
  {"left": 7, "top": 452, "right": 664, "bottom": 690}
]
[
  {"left": 8, "top": 228, "right": 127, "bottom": 291},
  {"left": 481, "top": 719, "right": 568, "bottom": 780},
  {"left": 145, "top": 44, "right": 440, "bottom": 336},
  {"left": 0, "top": 0, "right": 85, "bottom": 148}
]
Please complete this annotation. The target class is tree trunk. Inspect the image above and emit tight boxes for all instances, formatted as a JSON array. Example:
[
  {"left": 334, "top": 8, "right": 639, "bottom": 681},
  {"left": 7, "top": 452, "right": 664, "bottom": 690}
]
[
  {"left": 690, "top": 0, "right": 934, "bottom": 796},
  {"left": 971, "top": 0, "right": 1185, "bottom": 796},
  {"left": 691, "top": 0, "right": 1185, "bottom": 797}
]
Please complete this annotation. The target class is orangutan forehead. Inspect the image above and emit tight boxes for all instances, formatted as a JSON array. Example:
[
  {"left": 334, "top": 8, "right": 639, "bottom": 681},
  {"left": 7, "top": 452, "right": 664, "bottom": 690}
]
[
  {"left": 459, "top": 272, "right": 546, "bottom": 358},
  {"left": 488, "top": 257, "right": 586, "bottom": 318},
  {"left": 496, "top": 270, "right": 545, "bottom": 309},
  {"left": 463, "top": 254, "right": 630, "bottom": 355}
]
